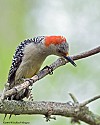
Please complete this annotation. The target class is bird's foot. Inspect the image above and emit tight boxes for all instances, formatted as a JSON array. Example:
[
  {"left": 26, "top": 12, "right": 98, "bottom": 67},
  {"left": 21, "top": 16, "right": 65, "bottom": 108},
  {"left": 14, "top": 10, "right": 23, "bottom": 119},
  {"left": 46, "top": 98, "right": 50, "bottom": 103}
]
[
  {"left": 42, "top": 66, "right": 53, "bottom": 75},
  {"left": 23, "top": 78, "right": 34, "bottom": 86},
  {"left": 44, "top": 108, "right": 56, "bottom": 122}
]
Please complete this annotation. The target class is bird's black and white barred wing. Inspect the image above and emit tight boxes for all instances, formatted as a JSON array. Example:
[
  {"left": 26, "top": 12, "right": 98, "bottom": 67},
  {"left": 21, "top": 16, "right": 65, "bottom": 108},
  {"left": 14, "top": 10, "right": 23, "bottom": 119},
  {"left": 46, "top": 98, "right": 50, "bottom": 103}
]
[
  {"left": 7, "top": 36, "right": 45, "bottom": 88},
  {"left": 7, "top": 39, "right": 33, "bottom": 87}
]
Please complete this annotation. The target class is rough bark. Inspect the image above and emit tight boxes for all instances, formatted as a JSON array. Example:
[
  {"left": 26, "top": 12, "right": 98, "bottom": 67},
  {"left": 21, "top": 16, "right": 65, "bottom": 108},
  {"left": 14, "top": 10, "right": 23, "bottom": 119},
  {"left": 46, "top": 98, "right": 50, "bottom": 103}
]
[{"left": 0, "top": 46, "right": 100, "bottom": 125}]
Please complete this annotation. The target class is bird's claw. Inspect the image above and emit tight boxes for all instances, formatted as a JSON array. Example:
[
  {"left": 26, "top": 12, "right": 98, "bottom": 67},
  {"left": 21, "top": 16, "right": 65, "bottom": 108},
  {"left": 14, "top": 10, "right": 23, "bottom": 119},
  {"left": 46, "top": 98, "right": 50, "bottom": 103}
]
[
  {"left": 42, "top": 66, "right": 53, "bottom": 75},
  {"left": 24, "top": 78, "right": 34, "bottom": 86}
]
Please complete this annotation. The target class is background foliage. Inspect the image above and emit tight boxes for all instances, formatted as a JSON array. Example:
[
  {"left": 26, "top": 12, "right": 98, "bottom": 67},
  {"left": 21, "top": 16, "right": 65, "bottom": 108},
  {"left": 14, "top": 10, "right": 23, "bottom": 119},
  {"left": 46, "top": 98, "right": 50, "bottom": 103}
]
[{"left": 0, "top": 0, "right": 100, "bottom": 125}]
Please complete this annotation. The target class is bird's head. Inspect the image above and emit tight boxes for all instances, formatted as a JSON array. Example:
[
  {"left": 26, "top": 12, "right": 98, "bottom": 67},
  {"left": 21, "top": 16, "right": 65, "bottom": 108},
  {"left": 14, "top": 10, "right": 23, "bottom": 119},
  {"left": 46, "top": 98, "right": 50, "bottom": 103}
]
[{"left": 44, "top": 36, "right": 76, "bottom": 67}]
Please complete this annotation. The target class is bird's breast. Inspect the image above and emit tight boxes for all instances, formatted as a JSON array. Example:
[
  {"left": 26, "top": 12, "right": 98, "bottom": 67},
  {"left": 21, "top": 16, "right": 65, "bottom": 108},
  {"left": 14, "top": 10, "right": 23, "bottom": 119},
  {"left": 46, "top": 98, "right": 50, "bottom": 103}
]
[{"left": 15, "top": 43, "right": 47, "bottom": 83}]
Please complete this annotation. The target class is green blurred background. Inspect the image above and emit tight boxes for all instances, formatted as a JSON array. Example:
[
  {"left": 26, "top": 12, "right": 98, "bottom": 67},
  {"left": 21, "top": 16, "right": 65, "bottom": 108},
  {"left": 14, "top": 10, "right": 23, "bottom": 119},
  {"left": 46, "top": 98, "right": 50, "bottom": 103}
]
[{"left": 0, "top": 0, "right": 100, "bottom": 125}]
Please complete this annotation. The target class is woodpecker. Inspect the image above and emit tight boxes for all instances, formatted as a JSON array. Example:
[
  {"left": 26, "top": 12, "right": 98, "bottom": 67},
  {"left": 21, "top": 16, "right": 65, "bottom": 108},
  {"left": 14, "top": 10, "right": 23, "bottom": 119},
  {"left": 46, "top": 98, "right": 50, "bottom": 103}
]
[{"left": 2, "top": 36, "right": 76, "bottom": 101}]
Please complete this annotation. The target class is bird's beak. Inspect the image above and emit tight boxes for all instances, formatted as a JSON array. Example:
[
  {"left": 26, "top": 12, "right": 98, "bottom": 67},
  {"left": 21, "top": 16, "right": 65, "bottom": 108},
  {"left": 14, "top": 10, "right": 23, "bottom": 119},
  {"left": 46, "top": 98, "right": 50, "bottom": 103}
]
[{"left": 63, "top": 53, "right": 77, "bottom": 67}]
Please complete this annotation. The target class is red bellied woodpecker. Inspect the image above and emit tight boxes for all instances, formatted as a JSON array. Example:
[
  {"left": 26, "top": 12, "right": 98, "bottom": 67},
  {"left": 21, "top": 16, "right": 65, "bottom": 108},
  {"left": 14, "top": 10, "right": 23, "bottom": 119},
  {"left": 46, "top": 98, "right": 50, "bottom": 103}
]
[{"left": 2, "top": 36, "right": 76, "bottom": 101}]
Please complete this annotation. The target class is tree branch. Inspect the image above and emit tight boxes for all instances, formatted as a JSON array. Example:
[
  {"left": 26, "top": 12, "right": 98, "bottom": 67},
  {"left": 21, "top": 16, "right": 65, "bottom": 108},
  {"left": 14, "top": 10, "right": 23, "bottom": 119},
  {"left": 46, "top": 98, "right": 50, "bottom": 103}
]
[
  {"left": 0, "top": 46, "right": 100, "bottom": 125},
  {"left": 71, "top": 46, "right": 100, "bottom": 60},
  {"left": 80, "top": 95, "right": 100, "bottom": 107},
  {"left": 0, "top": 94, "right": 100, "bottom": 125},
  {"left": 3, "top": 46, "right": 100, "bottom": 99}
]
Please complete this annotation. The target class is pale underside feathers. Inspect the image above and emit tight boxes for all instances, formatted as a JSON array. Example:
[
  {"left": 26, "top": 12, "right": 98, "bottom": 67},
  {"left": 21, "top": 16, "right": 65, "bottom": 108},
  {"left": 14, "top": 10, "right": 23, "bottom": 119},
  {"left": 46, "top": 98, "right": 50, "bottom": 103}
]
[{"left": 8, "top": 36, "right": 45, "bottom": 88}]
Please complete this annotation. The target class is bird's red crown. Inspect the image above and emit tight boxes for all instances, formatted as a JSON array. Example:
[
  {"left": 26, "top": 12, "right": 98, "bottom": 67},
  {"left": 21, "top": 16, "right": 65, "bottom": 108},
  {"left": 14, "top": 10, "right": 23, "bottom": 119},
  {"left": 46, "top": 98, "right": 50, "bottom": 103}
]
[{"left": 45, "top": 36, "right": 66, "bottom": 47}]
